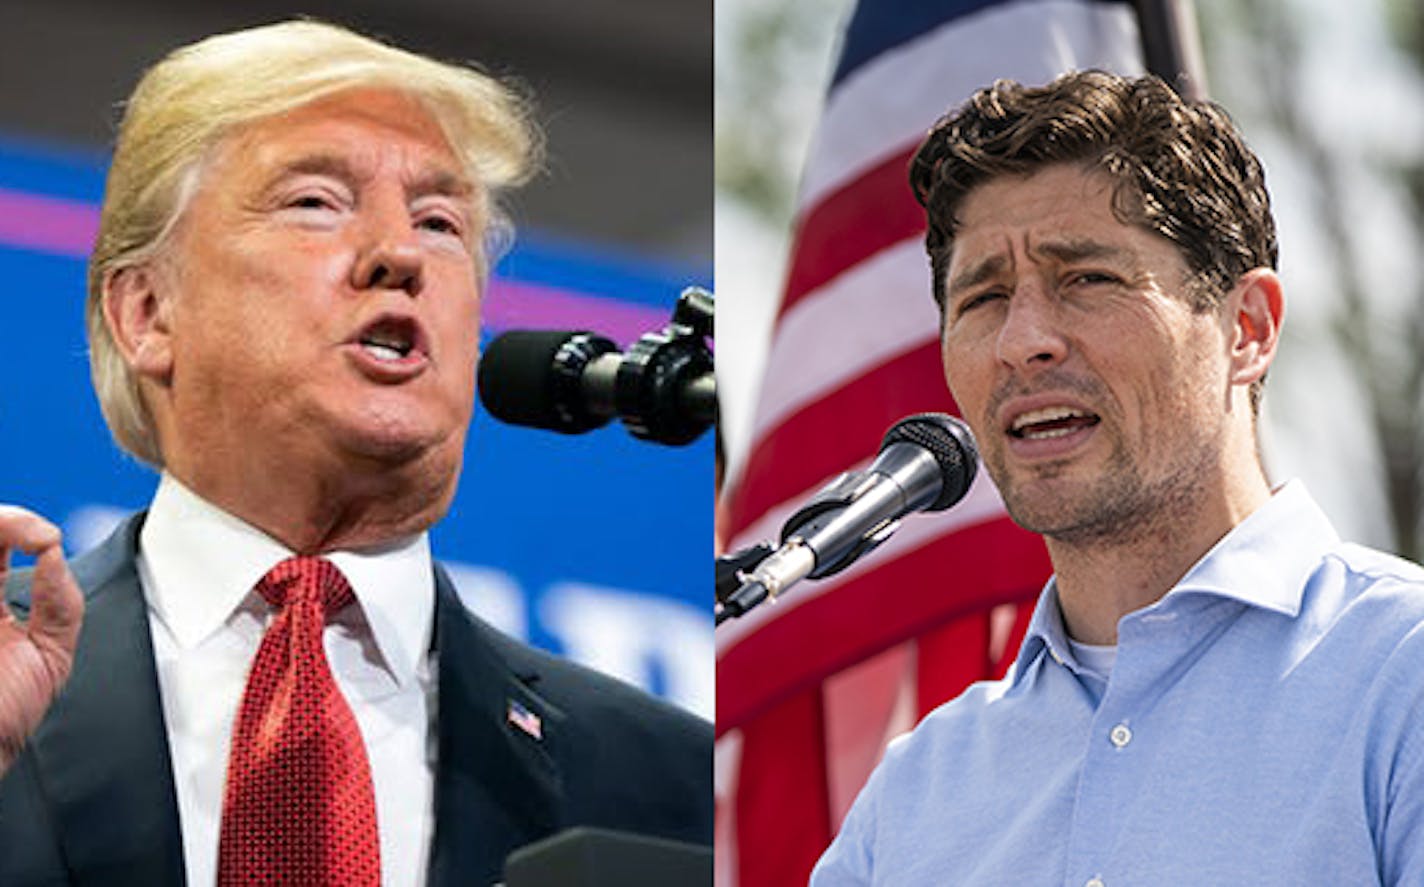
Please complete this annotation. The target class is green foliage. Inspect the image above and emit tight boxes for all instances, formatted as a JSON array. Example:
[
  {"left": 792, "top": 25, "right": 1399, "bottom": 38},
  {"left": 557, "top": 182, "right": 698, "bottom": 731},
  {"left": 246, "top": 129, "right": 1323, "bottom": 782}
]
[{"left": 1383, "top": 0, "right": 1424, "bottom": 61}]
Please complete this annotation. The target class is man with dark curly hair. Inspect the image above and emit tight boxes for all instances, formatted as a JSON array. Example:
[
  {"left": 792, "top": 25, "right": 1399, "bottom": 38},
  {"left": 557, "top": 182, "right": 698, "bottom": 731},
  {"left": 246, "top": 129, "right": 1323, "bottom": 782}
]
[{"left": 813, "top": 70, "right": 1424, "bottom": 885}]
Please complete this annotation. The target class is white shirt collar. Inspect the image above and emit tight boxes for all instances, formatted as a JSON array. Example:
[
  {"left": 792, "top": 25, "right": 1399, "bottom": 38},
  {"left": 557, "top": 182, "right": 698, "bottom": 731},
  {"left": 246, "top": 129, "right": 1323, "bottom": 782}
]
[{"left": 139, "top": 472, "right": 435, "bottom": 688}]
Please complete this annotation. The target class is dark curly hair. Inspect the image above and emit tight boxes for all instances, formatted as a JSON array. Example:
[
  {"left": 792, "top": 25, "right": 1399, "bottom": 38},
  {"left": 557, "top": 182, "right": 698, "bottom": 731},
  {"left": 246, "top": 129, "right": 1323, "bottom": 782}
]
[{"left": 909, "top": 70, "right": 1277, "bottom": 316}]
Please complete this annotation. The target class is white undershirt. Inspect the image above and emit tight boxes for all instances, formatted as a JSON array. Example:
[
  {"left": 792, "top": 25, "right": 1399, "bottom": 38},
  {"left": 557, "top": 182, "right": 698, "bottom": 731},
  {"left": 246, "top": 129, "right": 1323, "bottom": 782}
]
[
  {"left": 139, "top": 473, "right": 437, "bottom": 887},
  {"left": 1066, "top": 637, "right": 1118, "bottom": 683}
]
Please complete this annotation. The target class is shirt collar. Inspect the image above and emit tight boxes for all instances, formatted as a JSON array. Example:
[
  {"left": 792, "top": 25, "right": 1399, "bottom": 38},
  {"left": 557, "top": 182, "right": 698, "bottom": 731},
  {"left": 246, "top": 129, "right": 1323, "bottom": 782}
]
[
  {"left": 1012, "top": 479, "right": 1339, "bottom": 685},
  {"left": 139, "top": 472, "right": 435, "bottom": 688},
  {"left": 1165, "top": 479, "right": 1337, "bottom": 617},
  {"left": 1013, "top": 581, "right": 1073, "bottom": 683}
]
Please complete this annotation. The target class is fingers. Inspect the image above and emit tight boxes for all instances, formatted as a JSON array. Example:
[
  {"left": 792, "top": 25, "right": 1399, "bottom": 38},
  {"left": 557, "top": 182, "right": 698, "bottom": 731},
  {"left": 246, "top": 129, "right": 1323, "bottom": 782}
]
[
  {"left": 0, "top": 507, "right": 81, "bottom": 644},
  {"left": 28, "top": 546, "right": 84, "bottom": 657},
  {"left": 0, "top": 507, "right": 66, "bottom": 623},
  {"left": 0, "top": 506, "right": 63, "bottom": 557}
]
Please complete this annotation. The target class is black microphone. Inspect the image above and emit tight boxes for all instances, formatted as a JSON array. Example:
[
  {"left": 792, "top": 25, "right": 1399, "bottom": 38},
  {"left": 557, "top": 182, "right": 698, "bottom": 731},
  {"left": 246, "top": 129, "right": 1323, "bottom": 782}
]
[
  {"left": 716, "top": 413, "right": 977, "bottom": 624},
  {"left": 477, "top": 289, "right": 715, "bottom": 446},
  {"left": 479, "top": 329, "right": 619, "bottom": 433}
]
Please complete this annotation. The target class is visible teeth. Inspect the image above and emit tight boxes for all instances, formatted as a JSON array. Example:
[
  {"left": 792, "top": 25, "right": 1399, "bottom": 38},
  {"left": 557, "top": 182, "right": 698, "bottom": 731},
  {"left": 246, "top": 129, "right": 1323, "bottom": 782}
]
[
  {"left": 362, "top": 342, "right": 405, "bottom": 361},
  {"left": 1011, "top": 406, "right": 1087, "bottom": 432},
  {"left": 1022, "top": 425, "right": 1077, "bottom": 440}
]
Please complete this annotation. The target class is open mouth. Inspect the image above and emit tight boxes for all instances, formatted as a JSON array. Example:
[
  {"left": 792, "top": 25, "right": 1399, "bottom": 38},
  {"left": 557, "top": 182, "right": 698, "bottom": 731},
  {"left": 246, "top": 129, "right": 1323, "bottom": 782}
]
[
  {"left": 1007, "top": 406, "right": 1101, "bottom": 441},
  {"left": 356, "top": 316, "right": 423, "bottom": 363}
]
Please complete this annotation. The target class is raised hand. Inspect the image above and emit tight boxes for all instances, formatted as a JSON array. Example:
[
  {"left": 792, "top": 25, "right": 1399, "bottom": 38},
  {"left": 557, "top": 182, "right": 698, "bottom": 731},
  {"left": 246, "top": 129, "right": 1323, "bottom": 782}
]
[{"left": 0, "top": 507, "right": 85, "bottom": 776}]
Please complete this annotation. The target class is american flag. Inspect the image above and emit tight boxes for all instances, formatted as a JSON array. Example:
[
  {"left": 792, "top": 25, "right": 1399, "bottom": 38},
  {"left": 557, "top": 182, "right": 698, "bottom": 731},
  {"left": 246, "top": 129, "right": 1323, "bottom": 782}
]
[
  {"left": 506, "top": 698, "right": 543, "bottom": 741},
  {"left": 716, "top": 2, "right": 1147, "bottom": 885}
]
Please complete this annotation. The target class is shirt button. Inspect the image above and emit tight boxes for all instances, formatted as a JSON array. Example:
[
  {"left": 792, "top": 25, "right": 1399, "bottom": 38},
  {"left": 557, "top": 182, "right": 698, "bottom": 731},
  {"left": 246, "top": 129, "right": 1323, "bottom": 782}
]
[
  {"left": 1109, "top": 723, "right": 1132, "bottom": 748},
  {"left": 1085, "top": 878, "right": 1106, "bottom": 887}
]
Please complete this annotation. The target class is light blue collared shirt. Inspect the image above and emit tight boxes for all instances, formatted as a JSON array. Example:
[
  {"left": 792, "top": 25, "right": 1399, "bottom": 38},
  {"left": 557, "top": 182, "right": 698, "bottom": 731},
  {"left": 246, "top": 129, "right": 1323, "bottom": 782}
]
[{"left": 812, "top": 481, "right": 1424, "bottom": 886}]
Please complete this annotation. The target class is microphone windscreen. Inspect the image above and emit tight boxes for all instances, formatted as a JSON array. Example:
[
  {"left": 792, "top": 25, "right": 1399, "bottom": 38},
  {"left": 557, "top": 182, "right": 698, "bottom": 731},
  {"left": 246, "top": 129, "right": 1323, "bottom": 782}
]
[
  {"left": 478, "top": 330, "right": 616, "bottom": 433},
  {"left": 880, "top": 413, "right": 978, "bottom": 511}
]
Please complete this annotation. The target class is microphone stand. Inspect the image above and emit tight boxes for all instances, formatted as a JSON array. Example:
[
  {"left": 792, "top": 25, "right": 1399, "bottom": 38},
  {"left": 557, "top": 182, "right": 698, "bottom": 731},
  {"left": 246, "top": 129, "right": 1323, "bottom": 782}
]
[{"left": 715, "top": 543, "right": 776, "bottom": 625}]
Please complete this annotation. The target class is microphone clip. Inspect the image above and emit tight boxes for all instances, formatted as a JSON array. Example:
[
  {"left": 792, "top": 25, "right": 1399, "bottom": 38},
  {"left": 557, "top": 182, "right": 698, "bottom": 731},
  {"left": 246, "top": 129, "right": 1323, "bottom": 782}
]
[
  {"left": 615, "top": 287, "right": 715, "bottom": 446},
  {"left": 779, "top": 471, "right": 900, "bottom": 580}
]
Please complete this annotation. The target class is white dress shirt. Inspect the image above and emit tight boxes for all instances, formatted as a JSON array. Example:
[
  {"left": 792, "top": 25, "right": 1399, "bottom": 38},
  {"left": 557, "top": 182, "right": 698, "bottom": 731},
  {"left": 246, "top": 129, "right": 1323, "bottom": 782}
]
[{"left": 138, "top": 473, "right": 437, "bottom": 886}]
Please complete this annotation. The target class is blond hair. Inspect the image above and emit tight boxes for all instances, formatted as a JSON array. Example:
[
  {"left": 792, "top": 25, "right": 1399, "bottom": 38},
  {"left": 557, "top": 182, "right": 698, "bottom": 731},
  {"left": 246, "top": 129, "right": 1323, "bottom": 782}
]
[{"left": 88, "top": 19, "right": 541, "bottom": 466}]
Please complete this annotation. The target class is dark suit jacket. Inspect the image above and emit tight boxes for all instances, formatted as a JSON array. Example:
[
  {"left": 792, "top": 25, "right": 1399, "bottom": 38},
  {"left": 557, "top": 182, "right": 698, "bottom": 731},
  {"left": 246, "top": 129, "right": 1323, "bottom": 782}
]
[{"left": 0, "top": 515, "right": 712, "bottom": 885}]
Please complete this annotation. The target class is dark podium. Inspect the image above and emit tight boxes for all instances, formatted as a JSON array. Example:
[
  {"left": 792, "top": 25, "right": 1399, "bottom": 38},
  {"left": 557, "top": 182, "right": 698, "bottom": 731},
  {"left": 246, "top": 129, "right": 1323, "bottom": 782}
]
[{"left": 504, "top": 827, "right": 712, "bottom": 886}]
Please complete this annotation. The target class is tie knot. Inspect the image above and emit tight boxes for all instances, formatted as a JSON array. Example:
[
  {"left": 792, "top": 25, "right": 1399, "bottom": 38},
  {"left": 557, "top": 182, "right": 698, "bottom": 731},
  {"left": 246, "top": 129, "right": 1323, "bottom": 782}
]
[{"left": 256, "top": 556, "right": 354, "bottom": 615}]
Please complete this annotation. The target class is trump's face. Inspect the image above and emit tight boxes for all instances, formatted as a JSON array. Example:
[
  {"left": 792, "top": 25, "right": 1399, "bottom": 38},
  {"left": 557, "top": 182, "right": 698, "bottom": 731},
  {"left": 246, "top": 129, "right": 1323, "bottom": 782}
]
[{"left": 152, "top": 88, "right": 484, "bottom": 505}]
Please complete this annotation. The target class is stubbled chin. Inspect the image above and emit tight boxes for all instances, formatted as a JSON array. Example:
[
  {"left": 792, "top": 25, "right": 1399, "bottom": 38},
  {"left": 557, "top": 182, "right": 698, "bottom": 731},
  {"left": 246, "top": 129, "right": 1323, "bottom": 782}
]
[
  {"left": 989, "top": 453, "right": 1087, "bottom": 511},
  {"left": 997, "top": 478, "right": 1082, "bottom": 535}
]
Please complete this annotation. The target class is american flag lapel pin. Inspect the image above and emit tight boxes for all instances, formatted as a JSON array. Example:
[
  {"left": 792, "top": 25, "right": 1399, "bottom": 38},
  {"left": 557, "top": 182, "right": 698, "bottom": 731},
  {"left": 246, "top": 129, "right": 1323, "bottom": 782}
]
[{"left": 507, "top": 698, "right": 543, "bottom": 741}]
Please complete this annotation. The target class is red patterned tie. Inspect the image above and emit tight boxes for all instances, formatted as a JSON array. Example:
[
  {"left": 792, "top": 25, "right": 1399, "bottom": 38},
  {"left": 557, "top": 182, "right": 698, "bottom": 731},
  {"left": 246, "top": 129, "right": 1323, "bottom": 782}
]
[{"left": 217, "top": 556, "right": 381, "bottom": 886}]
